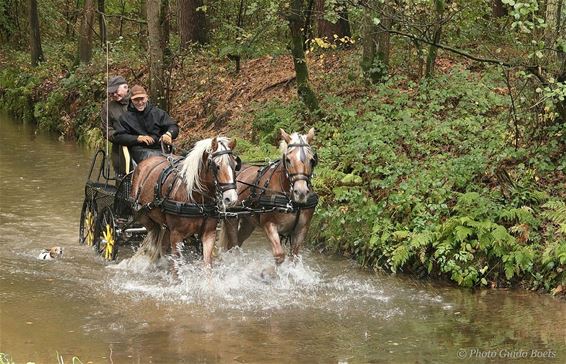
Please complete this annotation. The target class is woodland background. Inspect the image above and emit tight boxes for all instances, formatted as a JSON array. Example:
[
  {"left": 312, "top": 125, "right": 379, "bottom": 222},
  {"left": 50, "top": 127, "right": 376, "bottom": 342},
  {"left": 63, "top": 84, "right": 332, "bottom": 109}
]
[{"left": 1, "top": 0, "right": 565, "bottom": 294}]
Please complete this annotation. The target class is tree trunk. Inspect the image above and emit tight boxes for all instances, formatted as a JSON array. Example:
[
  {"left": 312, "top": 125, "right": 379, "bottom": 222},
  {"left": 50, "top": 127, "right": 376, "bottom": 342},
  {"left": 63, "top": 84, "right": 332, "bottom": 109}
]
[
  {"left": 557, "top": 45, "right": 566, "bottom": 123},
  {"left": 425, "top": 0, "right": 445, "bottom": 78},
  {"left": 78, "top": 0, "right": 95, "bottom": 64},
  {"left": 303, "top": 0, "right": 315, "bottom": 49},
  {"left": 138, "top": 0, "right": 146, "bottom": 50},
  {"left": 492, "top": 0, "right": 507, "bottom": 18},
  {"left": 229, "top": 0, "right": 245, "bottom": 73},
  {"left": 545, "top": 0, "right": 561, "bottom": 46},
  {"left": 161, "top": 0, "right": 170, "bottom": 51},
  {"left": 314, "top": 0, "right": 350, "bottom": 41},
  {"left": 178, "top": 0, "right": 208, "bottom": 48},
  {"left": 360, "top": 4, "right": 390, "bottom": 83},
  {"left": 119, "top": 0, "right": 126, "bottom": 36},
  {"left": 64, "top": 0, "right": 74, "bottom": 37},
  {"left": 98, "top": 0, "right": 106, "bottom": 46},
  {"left": 147, "top": 0, "right": 167, "bottom": 110},
  {"left": 1, "top": 0, "right": 22, "bottom": 44},
  {"left": 29, "top": 0, "right": 44, "bottom": 66},
  {"left": 288, "top": 0, "right": 319, "bottom": 112}
]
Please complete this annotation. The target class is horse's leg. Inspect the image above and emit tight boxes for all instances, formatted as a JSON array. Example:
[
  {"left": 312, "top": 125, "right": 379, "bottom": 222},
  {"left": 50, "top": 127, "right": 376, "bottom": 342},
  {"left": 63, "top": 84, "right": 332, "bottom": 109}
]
[
  {"left": 166, "top": 229, "right": 185, "bottom": 279},
  {"left": 290, "top": 210, "right": 314, "bottom": 259},
  {"left": 218, "top": 218, "right": 239, "bottom": 251},
  {"left": 263, "top": 222, "right": 285, "bottom": 265},
  {"left": 290, "top": 225, "right": 308, "bottom": 259},
  {"left": 201, "top": 219, "right": 218, "bottom": 267},
  {"left": 237, "top": 216, "right": 256, "bottom": 247},
  {"left": 157, "top": 226, "right": 169, "bottom": 256},
  {"left": 169, "top": 230, "right": 184, "bottom": 258}
]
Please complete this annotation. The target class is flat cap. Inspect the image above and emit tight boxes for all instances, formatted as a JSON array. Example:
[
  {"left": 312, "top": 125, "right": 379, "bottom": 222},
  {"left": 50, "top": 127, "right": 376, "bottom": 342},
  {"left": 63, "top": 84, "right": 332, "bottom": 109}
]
[{"left": 107, "top": 75, "right": 127, "bottom": 93}]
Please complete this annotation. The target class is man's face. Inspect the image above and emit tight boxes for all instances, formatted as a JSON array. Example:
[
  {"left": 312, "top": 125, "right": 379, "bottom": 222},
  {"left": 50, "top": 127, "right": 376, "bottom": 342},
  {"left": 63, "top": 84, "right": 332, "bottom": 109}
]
[
  {"left": 112, "top": 83, "right": 129, "bottom": 101},
  {"left": 132, "top": 96, "right": 148, "bottom": 111}
]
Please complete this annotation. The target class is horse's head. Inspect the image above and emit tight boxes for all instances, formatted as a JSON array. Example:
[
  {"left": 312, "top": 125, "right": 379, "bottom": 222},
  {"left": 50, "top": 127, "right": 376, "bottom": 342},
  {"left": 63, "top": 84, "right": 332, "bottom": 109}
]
[
  {"left": 280, "top": 128, "right": 317, "bottom": 204},
  {"left": 180, "top": 136, "right": 240, "bottom": 207},
  {"left": 207, "top": 136, "right": 240, "bottom": 207}
]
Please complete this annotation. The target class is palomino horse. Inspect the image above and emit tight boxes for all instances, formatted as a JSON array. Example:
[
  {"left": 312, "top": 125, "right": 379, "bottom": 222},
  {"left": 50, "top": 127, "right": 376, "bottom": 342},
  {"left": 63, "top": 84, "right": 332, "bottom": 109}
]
[
  {"left": 131, "top": 137, "right": 240, "bottom": 266},
  {"left": 219, "top": 128, "right": 317, "bottom": 264}
]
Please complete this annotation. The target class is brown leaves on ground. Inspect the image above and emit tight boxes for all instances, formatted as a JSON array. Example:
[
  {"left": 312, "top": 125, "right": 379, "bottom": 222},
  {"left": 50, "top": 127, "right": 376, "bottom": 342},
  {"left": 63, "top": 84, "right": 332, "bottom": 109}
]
[{"left": 169, "top": 51, "right": 346, "bottom": 144}]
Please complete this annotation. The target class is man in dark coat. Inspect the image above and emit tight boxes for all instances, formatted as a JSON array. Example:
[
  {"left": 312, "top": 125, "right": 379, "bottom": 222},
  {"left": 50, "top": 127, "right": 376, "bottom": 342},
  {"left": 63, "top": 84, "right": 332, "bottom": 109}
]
[
  {"left": 113, "top": 85, "right": 179, "bottom": 163},
  {"left": 100, "top": 75, "right": 130, "bottom": 177}
]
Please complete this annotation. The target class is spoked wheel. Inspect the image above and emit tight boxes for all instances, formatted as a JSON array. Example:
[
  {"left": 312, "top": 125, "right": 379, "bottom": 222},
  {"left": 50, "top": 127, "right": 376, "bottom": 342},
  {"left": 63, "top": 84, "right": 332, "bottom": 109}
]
[
  {"left": 95, "top": 207, "right": 119, "bottom": 261},
  {"left": 79, "top": 199, "right": 97, "bottom": 247}
]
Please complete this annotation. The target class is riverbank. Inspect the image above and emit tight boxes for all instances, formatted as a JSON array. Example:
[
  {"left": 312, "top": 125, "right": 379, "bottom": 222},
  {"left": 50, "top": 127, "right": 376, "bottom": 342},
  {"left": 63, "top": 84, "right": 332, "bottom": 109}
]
[{"left": 1, "top": 44, "right": 564, "bottom": 295}]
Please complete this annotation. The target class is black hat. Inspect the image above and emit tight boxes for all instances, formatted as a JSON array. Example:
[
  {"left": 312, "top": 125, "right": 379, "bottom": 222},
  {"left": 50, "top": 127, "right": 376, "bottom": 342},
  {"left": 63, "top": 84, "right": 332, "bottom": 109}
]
[{"left": 107, "top": 76, "right": 127, "bottom": 93}]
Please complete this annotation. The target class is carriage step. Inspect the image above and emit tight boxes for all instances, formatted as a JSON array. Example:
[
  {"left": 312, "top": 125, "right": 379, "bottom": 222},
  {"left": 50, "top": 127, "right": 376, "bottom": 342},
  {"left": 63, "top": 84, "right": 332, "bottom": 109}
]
[{"left": 121, "top": 227, "right": 147, "bottom": 235}]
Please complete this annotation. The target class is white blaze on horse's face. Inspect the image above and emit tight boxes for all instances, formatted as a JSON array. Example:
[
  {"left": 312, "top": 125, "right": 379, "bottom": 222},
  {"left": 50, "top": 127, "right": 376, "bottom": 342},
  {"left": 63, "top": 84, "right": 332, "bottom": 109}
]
[
  {"left": 211, "top": 138, "right": 239, "bottom": 207},
  {"left": 281, "top": 128, "right": 316, "bottom": 204},
  {"left": 222, "top": 170, "right": 238, "bottom": 206}
]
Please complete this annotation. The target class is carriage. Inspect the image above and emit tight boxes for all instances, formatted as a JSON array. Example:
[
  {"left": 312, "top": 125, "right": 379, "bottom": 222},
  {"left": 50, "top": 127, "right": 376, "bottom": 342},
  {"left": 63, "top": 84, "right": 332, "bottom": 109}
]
[
  {"left": 78, "top": 130, "right": 319, "bottom": 266},
  {"left": 78, "top": 148, "right": 146, "bottom": 261}
]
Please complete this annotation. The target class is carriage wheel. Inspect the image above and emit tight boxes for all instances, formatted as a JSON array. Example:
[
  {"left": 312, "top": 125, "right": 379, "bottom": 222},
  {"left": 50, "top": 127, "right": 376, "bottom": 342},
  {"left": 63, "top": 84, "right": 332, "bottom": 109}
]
[
  {"left": 79, "top": 199, "right": 97, "bottom": 247},
  {"left": 95, "top": 207, "right": 119, "bottom": 261}
]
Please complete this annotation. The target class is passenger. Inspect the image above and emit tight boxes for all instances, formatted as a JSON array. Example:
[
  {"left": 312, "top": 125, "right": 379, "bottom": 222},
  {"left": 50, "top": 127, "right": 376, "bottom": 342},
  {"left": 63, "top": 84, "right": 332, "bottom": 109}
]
[
  {"left": 113, "top": 85, "right": 179, "bottom": 163},
  {"left": 100, "top": 75, "right": 130, "bottom": 177}
]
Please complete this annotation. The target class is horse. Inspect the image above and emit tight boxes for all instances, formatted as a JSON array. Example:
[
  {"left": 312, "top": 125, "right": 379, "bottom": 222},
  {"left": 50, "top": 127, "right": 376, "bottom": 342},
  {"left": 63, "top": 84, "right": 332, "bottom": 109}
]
[
  {"left": 131, "top": 137, "right": 240, "bottom": 267},
  {"left": 219, "top": 128, "right": 318, "bottom": 264}
]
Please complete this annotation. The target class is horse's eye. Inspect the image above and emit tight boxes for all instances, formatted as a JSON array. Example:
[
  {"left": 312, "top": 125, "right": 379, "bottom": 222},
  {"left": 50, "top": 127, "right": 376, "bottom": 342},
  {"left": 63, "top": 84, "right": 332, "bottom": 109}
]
[{"left": 285, "top": 158, "right": 291, "bottom": 164}]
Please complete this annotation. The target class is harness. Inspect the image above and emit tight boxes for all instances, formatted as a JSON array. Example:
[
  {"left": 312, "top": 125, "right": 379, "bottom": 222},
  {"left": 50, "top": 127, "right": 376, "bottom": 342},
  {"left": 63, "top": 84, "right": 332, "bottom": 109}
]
[
  {"left": 134, "top": 142, "right": 240, "bottom": 218},
  {"left": 243, "top": 137, "right": 319, "bottom": 213},
  {"left": 154, "top": 158, "right": 218, "bottom": 218},
  {"left": 231, "top": 139, "right": 319, "bottom": 241}
]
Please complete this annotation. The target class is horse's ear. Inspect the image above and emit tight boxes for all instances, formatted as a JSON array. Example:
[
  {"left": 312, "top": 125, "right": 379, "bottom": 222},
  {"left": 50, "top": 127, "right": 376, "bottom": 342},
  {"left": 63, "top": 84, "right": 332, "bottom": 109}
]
[
  {"left": 306, "top": 128, "right": 315, "bottom": 143},
  {"left": 210, "top": 137, "right": 218, "bottom": 152},
  {"left": 280, "top": 128, "right": 291, "bottom": 143},
  {"left": 228, "top": 138, "right": 237, "bottom": 150}
]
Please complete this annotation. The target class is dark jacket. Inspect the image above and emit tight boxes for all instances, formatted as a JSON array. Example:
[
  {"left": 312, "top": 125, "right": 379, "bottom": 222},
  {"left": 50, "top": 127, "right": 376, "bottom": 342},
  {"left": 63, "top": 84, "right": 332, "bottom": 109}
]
[
  {"left": 113, "top": 102, "right": 179, "bottom": 148},
  {"left": 100, "top": 95, "right": 130, "bottom": 176},
  {"left": 100, "top": 96, "right": 130, "bottom": 142}
]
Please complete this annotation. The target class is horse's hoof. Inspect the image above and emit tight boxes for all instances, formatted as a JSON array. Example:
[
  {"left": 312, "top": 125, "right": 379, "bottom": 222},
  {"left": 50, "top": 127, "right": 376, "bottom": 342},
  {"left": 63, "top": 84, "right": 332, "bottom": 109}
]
[
  {"left": 274, "top": 255, "right": 285, "bottom": 265},
  {"left": 260, "top": 266, "right": 277, "bottom": 283}
]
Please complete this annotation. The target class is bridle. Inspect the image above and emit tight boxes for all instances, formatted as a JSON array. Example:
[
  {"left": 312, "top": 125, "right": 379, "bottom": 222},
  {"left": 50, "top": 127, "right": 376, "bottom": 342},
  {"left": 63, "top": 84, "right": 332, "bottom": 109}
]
[
  {"left": 208, "top": 140, "right": 241, "bottom": 196},
  {"left": 282, "top": 136, "right": 318, "bottom": 189}
]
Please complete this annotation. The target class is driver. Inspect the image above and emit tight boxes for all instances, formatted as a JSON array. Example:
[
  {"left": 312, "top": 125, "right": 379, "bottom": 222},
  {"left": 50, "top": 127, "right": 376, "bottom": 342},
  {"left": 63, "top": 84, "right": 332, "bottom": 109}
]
[{"left": 113, "top": 85, "right": 179, "bottom": 163}]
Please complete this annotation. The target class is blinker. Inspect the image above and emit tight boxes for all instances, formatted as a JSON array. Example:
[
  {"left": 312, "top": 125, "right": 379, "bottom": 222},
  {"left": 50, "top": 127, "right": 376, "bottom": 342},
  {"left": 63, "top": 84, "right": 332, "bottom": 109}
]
[{"left": 235, "top": 156, "right": 242, "bottom": 171}]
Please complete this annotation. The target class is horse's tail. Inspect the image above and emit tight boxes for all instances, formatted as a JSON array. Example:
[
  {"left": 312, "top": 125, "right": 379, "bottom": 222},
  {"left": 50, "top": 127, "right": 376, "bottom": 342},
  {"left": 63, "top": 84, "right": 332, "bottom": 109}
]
[
  {"left": 218, "top": 218, "right": 237, "bottom": 251},
  {"left": 136, "top": 226, "right": 167, "bottom": 263}
]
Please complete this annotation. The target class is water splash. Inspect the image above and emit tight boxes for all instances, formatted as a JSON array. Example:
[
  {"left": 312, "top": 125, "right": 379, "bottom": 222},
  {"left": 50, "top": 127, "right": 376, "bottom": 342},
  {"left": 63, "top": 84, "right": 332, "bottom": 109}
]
[{"left": 103, "top": 247, "right": 442, "bottom": 319}]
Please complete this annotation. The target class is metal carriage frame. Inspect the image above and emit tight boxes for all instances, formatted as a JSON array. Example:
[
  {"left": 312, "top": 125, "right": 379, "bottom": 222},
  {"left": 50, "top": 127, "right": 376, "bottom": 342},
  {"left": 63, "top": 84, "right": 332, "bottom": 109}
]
[{"left": 78, "top": 149, "right": 146, "bottom": 261}]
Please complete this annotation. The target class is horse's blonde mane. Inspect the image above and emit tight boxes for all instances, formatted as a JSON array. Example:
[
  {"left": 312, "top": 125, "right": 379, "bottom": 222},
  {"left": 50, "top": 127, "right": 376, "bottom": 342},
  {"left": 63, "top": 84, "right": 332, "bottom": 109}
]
[{"left": 180, "top": 136, "right": 231, "bottom": 200}]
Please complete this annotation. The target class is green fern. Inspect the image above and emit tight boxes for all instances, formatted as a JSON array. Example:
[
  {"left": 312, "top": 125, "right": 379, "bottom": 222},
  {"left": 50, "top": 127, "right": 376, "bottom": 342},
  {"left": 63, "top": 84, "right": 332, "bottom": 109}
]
[
  {"left": 391, "top": 244, "right": 410, "bottom": 270},
  {"left": 542, "top": 200, "right": 566, "bottom": 225}
]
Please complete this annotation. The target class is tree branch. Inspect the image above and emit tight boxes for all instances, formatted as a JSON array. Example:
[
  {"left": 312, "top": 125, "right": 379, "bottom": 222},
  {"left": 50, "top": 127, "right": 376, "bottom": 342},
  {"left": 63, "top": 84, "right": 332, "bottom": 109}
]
[
  {"left": 96, "top": 10, "right": 146, "bottom": 24},
  {"left": 378, "top": 25, "right": 522, "bottom": 68}
]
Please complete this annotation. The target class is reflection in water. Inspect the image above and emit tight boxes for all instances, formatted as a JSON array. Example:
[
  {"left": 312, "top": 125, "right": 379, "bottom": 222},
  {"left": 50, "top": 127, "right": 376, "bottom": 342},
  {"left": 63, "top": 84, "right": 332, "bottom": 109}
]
[{"left": 0, "top": 113, "right": 565, "bottom": 363}]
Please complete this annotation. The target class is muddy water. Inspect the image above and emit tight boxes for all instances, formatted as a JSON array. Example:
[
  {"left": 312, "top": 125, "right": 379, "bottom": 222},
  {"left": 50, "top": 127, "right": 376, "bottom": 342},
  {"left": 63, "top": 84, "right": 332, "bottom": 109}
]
[{"left": 0, "top": 113, "right": 564, "bottom": 364}]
